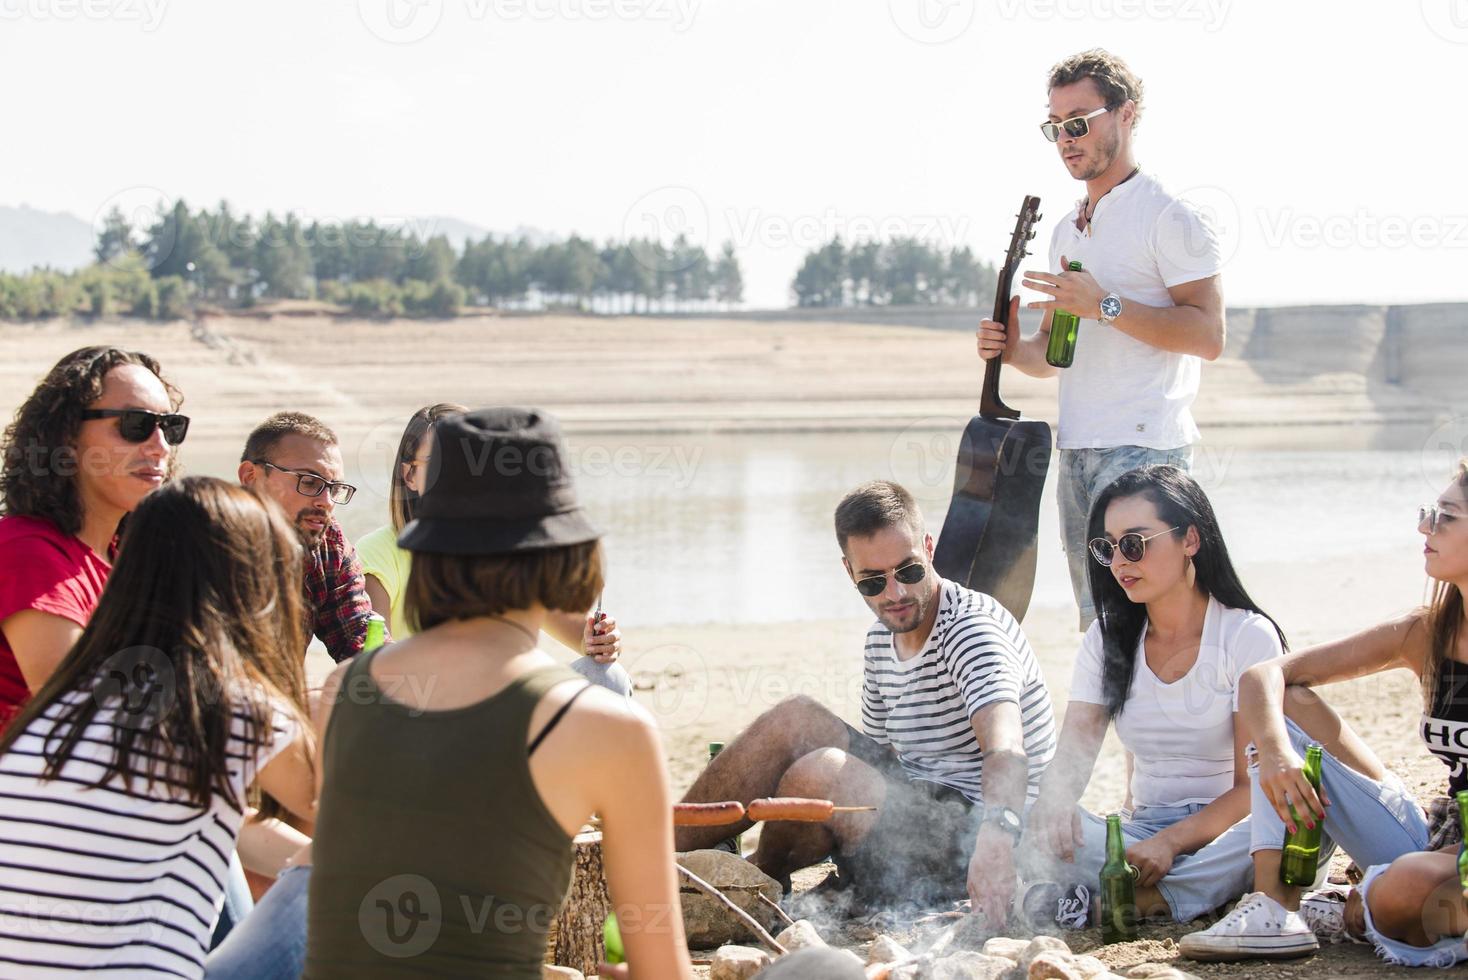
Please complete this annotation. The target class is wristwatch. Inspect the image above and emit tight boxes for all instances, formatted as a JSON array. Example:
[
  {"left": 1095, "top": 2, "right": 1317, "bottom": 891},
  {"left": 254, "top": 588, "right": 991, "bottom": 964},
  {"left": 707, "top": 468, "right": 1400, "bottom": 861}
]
[
  {"left": 1099, "top": 292, "right": 1123, "bottom": 323},
  {"left": 982, "top": 806, "right": 1024, "bottom": 844}
]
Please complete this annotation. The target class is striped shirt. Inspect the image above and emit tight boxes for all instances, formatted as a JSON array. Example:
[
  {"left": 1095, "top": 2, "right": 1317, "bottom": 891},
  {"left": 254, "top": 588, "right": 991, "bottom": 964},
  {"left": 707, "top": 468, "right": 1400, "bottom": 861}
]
[
  {"left": 0, "top": 692, "right": 298, "bottom": 978},
  {"left": 861, "top": 579, "right": 1056, "bottom": 803}
]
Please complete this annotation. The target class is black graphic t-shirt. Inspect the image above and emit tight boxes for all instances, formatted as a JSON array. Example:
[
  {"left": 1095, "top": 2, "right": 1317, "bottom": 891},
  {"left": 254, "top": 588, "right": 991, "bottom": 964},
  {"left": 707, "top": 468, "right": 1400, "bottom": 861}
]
[{"left": 1421, "top": 657, "right": 1468, "bottom": 797}]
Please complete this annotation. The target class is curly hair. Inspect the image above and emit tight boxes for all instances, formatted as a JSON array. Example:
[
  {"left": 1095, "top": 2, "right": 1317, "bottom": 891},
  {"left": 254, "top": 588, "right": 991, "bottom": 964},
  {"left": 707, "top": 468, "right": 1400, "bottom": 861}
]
[
  {"left": 0, "top": 346, "right": 182, "bottom": 535},
  {"left": 1048, "top": 48, "right": 1144, "bottom": 129}
]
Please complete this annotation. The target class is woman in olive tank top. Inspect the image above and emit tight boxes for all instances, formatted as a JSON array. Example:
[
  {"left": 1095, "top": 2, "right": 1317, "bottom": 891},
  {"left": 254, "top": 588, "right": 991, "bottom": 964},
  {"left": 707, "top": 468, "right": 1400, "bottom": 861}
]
[
  {"left": 1181, "top": 461, "right": 1468, "bottom": 965},
  {"left": 303, "top": 409, "right": 694, "bottom": 979}
]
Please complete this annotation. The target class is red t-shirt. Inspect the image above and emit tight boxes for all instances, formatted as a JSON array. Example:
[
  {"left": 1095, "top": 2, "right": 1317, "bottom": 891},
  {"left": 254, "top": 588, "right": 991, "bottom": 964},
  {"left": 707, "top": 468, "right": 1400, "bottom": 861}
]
[{"left": 0, "top": 515, "right": 111, "bottom": 728}]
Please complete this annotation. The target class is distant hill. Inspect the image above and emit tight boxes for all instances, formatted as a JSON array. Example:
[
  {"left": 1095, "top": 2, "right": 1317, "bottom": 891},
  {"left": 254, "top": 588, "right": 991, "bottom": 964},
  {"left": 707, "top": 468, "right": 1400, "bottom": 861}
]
[{"left": 0, "top": 205, "right": 94, "bottom": 273}]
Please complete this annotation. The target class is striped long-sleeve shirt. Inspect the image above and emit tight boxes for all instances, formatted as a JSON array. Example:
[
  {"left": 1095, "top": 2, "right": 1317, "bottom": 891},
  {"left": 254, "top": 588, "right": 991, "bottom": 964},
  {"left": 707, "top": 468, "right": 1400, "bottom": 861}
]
[{"left": 861, "top": 579, "right": 1057, "bottom": 804}]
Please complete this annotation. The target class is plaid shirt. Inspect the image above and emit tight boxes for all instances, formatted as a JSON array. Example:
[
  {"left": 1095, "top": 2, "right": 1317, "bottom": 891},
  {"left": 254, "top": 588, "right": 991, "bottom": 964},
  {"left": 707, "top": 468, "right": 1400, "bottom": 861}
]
[{"left": 305, "top": 520, "right": 377, "bottom": 662}]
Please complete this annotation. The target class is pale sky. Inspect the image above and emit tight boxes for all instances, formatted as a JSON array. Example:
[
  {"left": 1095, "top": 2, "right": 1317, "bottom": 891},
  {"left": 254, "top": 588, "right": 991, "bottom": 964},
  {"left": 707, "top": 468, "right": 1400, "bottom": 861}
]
[{"left": 3, "top": 0, "right": 1465, "bottom": 309}]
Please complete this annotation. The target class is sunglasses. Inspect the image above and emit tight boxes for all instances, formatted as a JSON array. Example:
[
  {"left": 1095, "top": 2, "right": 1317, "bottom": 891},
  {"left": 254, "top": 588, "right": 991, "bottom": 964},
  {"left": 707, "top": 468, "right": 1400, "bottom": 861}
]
[
  {"left": 1040, "top": 106, "right": 1109, "bottom": 143},
  {"left": 854, "top": 560, "right": 927, "bottom": 597},
  {"left": 254, "top": 460, "right": 357, "bottom": 505},
  {"left": 80, "top": 408, "right": 190, "bottom": 446},
  {"left": 1420, "top": 504, "right": 1459, "bottom": 535},
  {"left": 1089, "top": 527, "right": 1181, "bottom": 567}
]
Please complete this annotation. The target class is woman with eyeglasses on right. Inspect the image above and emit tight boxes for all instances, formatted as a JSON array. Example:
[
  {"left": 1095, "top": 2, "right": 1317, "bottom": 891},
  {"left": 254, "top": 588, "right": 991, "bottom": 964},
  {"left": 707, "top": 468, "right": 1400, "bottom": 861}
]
[
  {"left": 1012, "top": 464, "right": 1289, "bottom": 932},
  {"left": 0, "top": 346, "right": 186, "bottom": 730},
  {"left": 1180, "top": 460, "right": 1468, "bottom": 967}
]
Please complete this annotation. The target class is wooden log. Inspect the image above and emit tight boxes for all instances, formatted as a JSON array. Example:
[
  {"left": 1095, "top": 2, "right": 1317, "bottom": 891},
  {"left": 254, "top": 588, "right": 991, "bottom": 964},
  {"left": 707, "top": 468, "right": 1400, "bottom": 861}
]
[{"left": 545, "top": 829, "right": 611, "bottom": 976}]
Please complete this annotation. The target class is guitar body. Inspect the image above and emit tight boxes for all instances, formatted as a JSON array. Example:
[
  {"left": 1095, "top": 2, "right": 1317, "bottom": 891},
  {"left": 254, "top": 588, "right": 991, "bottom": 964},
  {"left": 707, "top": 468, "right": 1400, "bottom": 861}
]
[
  {"left": 933, "top": 414, "right": 1052, "bottom": 622},
  {"left": 932, "top": 195, "right": 1051, "bottom": 622}
]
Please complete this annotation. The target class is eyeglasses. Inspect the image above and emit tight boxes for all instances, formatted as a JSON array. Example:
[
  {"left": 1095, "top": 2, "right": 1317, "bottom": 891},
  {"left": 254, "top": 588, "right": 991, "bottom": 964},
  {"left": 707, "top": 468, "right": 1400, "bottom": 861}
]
[
  {"left": 80, "top": 409, "right": 190, "bottom": 446},
  {"left": 1420, "top": 504, "right": 1459, "bottom": 535},
  {"left": 854, "top": 560, "right": 927, "bottom": 597},
  {"left": 1089, "top": 527, "right": 1181, "bottom": 566},
  {"left": 1040, "top": 106, "right": 1110, "bottom": 142},
  {"left": 253, "top": 460, "right": 357, "bottom": 505}
]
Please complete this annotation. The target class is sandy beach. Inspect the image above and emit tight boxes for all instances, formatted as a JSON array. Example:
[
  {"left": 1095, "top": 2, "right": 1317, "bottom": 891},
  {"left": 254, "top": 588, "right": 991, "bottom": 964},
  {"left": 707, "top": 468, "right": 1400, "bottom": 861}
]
[{"left": 2, "top": 310, "right": 1461, "bottom": 976}]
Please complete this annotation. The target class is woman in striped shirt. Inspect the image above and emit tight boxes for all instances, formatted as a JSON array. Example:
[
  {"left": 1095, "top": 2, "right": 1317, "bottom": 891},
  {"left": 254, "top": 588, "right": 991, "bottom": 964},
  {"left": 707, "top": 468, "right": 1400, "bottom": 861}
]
[{"left": 0, "top": 477, "right": 317, "bottom": 979}]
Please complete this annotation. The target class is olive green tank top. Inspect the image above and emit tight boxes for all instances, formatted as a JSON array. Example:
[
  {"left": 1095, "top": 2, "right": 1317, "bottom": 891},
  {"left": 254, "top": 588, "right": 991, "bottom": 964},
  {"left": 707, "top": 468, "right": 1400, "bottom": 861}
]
[{"left": 304, "top": 648, "right": 587, "bottom": 978}]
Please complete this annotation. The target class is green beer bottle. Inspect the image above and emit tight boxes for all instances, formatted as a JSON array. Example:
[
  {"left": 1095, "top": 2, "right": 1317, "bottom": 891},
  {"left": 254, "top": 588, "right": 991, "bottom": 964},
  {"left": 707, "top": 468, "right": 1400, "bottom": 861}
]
[
  {"left": 364, "top": 612, "right": 387, "bottom": 654},
  {"left": 1044, "top": 260, "right": 1084, "bottom": 368},
  {"left": 1099, "top": 813, "right": 1138, "bottom": 943},
  {"left": 709, "top": 742, "right": 741, "bottom": 854},
  {"left": 602, "top": 911, "right": 624, "bottom": 965},
  {"left": 1279, "top": 743, "right": 1325, "bottom": 887},
  {"left": 1456, "top": 791, "right": 1468, "bottom": 890}
]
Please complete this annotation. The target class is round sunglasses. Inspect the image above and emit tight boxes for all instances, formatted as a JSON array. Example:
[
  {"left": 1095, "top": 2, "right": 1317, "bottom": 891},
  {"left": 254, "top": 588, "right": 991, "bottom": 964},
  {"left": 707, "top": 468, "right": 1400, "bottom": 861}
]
[
  {"left": 854, "top": 560, "right": 927, "bottom": 597},
  {"left": 1040, "top": 106, "right": 1109, "bottom": 143},
  {"left": 1089, "top": 527, "right": 1180, "bottom": 567},
  {"left": 80, "top": 408, "right": 190, "bottom": 446}
]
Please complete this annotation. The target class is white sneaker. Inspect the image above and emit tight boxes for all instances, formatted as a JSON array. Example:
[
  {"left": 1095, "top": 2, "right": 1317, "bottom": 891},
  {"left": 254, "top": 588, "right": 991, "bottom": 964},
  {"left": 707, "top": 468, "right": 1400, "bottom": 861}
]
[{"left": 1179, "top": 892, "right": 1320, "bottom": 962}]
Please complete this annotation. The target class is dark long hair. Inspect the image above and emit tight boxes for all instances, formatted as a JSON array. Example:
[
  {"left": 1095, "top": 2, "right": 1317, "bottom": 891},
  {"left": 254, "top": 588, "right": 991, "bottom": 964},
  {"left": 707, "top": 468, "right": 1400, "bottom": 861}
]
[
  {"left": 0, "top": 477, "right": 311, "bottom": 815},
  {"left": 0, "top": 346, "right": 182, "bottom": 534},
  {"left": 390, "top": 403, "right": 467, "bottom": 534},
  {"left": 1423, "top": 460, "right": 1468, "bottom": 710},
  {"left": 1088, "top": 465, "right": 1287, "bottom": 718}
]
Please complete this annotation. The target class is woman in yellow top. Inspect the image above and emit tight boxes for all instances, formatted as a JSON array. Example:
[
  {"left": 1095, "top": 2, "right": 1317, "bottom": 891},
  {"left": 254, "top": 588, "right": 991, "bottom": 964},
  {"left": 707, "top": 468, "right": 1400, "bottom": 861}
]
[{"left": 357, "top": 404, "right": 630, "bottom": 694}]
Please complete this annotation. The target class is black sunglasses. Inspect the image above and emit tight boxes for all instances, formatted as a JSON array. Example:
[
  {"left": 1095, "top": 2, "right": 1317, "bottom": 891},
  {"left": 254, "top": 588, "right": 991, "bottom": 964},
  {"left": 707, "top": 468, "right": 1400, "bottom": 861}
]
[
  {"left": 854, "top": 560, "right": 927, "bottom": 597},
  {"left": 80, "top": 409, "right": 190, "bottom": 446},
  {"left": 1089, "top": 527, "right": 1181, "bottom": 567}
]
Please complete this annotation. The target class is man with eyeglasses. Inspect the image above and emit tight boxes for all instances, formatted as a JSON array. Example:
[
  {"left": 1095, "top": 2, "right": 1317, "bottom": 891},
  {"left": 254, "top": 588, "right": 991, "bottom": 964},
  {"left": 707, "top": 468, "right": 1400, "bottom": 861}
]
[
  {"left": 977, "top": 48, "right": 1225, "bottom": 631},
  {"left": 238, "top": 411, "right": 376, "bottom": 663},
  {"left": 674, "top": 480, "right": 1056, "bottom": 924}
]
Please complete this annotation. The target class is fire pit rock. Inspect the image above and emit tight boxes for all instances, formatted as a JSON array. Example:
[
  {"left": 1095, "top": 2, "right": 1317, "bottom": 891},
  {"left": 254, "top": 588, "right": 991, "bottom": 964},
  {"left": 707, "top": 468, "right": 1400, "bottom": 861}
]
[
  {"left": 676, "top": 850, "right": 781, "bottom": 948},
  {"left": 710, "top": 944, "right": 772, "bottom": 979}
]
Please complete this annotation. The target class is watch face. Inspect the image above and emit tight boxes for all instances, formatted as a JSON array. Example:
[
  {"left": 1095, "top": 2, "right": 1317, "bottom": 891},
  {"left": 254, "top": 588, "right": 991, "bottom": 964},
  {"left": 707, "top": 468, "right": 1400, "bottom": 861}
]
[{"left": 1101, "top": 295, "right": 1122, "bottom": 319}]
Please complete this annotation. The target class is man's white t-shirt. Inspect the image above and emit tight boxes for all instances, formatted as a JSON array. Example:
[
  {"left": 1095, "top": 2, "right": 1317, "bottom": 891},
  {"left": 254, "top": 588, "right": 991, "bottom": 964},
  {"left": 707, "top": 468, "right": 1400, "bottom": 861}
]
[
  {"left": 1046, "top": 171, "right": 1222, "bottom": 451},
  {"left": 1068, "top": 596, "right": 1283, "bottom": 809}
]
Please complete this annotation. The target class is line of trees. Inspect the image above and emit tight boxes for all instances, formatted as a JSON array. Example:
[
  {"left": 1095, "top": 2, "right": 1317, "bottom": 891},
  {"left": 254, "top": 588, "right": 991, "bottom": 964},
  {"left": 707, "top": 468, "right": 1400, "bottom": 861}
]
[
  {"left": 791, "top": 237, "right": 997, "bottom": 308},
  {"left": 1, "top": 200, "right": 744, "bottom": 320}
]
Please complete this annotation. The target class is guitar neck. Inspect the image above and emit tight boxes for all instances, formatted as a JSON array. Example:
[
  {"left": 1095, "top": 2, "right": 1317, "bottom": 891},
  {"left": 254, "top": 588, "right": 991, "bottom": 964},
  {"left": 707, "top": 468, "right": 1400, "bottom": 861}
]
[{"left": 979, "top": 277, "right": 1019, "bottom": 421}]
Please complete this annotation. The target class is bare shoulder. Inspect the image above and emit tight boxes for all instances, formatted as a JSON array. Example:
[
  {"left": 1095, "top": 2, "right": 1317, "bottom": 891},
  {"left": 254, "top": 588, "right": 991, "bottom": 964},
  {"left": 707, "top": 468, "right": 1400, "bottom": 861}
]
[{"left": 534, "top": 681, "right": 659, "bottom": 752}]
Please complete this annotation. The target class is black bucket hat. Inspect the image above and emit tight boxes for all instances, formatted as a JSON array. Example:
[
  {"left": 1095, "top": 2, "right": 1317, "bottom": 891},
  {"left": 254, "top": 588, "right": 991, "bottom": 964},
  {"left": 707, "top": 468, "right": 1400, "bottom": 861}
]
[{"left": 396, "top": 407, "right": 600, "bottom": 555}]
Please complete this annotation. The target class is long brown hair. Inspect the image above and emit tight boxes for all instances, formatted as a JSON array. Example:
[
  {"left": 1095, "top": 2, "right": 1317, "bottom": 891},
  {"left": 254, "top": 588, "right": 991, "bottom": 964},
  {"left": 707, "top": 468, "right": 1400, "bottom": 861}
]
[
  {"left": 0, "top": 477, "right": 311, "bottom": 815},
  {"left": 1424, "top": 460, "right": 1468, "bottom": 709},
  {"left": 0, "top": 346, "right": 182, "bottom": 534},
  {"left": 390, "top": 403, "right": 466, "bottom": 533}
]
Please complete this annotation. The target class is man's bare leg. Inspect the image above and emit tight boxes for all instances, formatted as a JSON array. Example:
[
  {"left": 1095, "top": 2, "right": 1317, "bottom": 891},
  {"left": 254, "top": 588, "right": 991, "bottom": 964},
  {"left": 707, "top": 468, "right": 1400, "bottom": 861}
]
[
  {"left": 675, "top": 696, "right": 852, "bottom": 852},
  {"left": 750, "top": 747, "right": 886, "bottom": 885}
]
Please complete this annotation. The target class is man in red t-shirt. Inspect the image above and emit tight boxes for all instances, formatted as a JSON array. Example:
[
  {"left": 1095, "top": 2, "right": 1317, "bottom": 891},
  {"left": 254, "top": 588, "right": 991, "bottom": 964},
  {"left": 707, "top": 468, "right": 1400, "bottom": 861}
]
[{"left": 0, "top": 347, "right": 183, "bottom": 726}]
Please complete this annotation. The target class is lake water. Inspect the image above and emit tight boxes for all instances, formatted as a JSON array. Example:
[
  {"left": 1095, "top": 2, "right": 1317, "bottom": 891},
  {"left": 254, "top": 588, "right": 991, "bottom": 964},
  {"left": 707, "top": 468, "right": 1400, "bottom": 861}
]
[{"left": 182, "top": 429, "right": 1443, "bottom": 628}]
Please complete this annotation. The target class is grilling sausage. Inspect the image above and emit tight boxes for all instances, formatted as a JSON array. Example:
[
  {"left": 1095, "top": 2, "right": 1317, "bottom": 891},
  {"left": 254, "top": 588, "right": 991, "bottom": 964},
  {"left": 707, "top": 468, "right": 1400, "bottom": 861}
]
[
  {"left": 747, "top": 797, "right": 835, "bottom": 822},
  {"left": 672, "top": 801, "right": 746, "bottom": 826}
]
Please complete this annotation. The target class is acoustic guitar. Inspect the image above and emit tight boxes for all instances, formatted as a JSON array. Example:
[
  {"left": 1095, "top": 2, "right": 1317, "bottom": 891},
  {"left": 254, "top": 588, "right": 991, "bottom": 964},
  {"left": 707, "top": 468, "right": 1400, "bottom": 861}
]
[{"left": 932, "top": 196, "right": 1052, "bottom": 622}]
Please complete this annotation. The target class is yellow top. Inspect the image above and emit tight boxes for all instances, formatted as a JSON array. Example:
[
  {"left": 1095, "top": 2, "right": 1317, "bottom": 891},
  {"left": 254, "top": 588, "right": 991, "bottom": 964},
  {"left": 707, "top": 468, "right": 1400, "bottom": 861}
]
[{"left": 354, "top": 524, "right": 414, "bottom": 640}]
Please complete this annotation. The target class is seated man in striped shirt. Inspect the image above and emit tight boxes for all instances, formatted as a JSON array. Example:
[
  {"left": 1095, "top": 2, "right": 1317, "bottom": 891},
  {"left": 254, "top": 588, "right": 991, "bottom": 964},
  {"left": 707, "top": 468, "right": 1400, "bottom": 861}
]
[{"left": 675, "top": 480, "right": 1057, "bottom": 924}]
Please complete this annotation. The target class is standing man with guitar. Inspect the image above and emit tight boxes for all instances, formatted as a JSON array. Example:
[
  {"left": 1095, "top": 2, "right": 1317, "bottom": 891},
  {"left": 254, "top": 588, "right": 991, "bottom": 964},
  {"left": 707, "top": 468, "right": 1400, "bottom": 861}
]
[{"left": 977, "top": 49, "right": 1225, "bottom": 630}]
